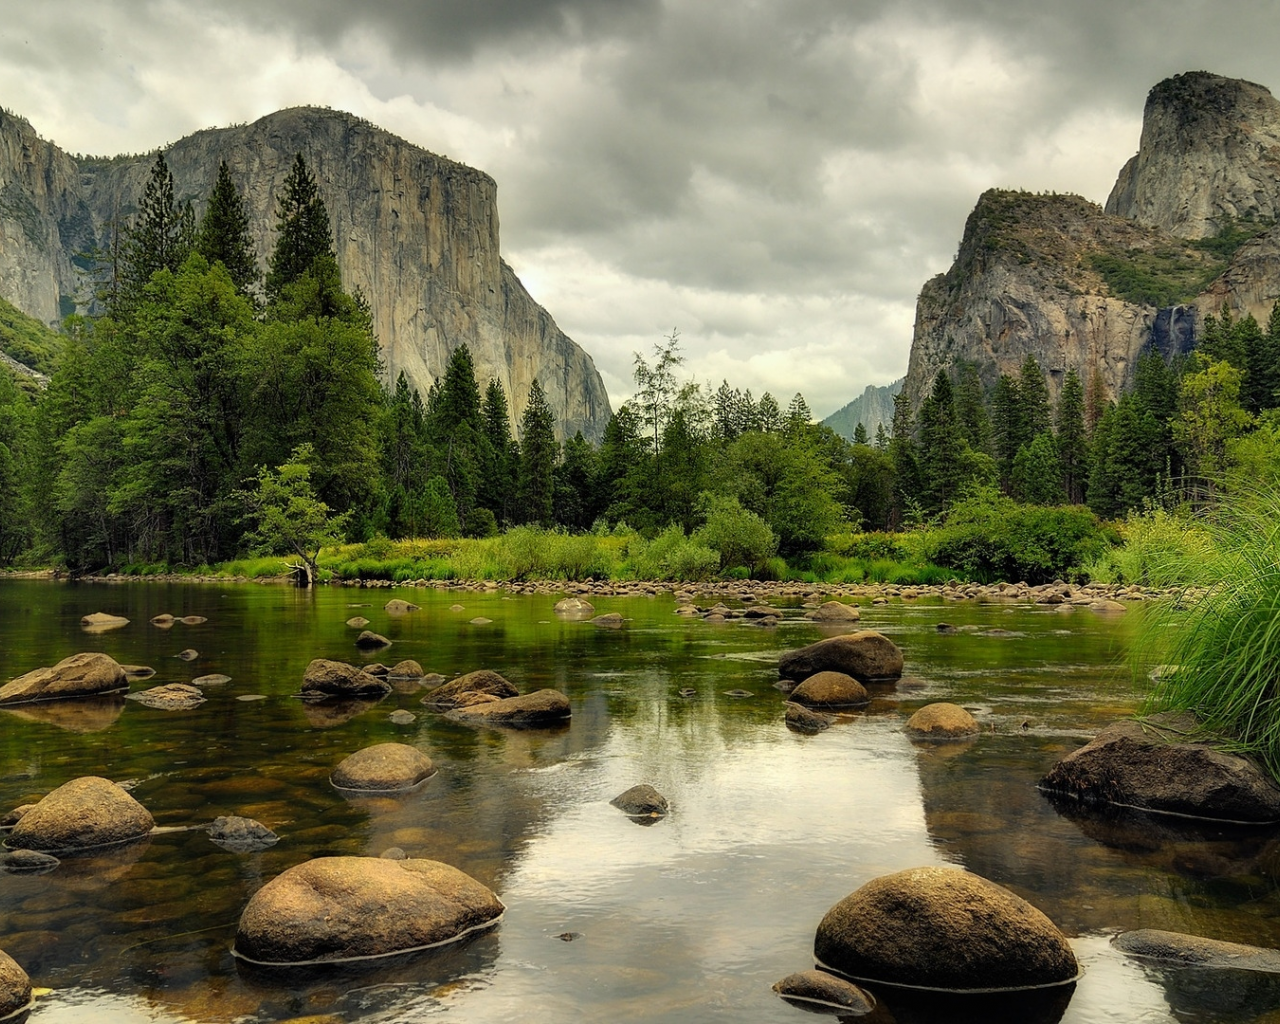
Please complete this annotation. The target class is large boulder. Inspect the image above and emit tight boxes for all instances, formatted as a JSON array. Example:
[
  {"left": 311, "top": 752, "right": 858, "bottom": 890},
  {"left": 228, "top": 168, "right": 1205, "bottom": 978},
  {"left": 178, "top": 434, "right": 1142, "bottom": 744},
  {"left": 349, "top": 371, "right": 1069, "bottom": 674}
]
[
  {"left": 778, "top": 631, "right": 904, "bottom": 683},
  {"left": 420, "top": 670, "right": 519, "bottom": 710},
  {"left": 0, "top": 652, "right": 128, "bottom": 705},
  {"left": 805, "top": 601, "right": 861, "bottom": 623},
  {"left": 233, "top": 856, "right": 504, "bottom": 964},
  {"left": 906, "top": 703, "right": 979, "bottom": 740},
  {"left": 7, "top": 776, "right": 154, "bottom": 853},
  {"left": 814, "top": 867, "right": 1078, "bottom": 992},
  {"left": 1039, "top": 718, "right": 1280, "bottom": 822},
  {"left": 789, "top": 671, "right": 869, "bottom": 708},
  {"left": 331, "top": 743, "right": 436, "bottom": 792},
  {"left": 446, "top": 689, "right": 571, "bottom": 728},
  {"left": 0, "top": 950, "right": 32, "bottom": 1020},
  {"left": 301, "top": 659, "right": 392, "bottom": 698}
]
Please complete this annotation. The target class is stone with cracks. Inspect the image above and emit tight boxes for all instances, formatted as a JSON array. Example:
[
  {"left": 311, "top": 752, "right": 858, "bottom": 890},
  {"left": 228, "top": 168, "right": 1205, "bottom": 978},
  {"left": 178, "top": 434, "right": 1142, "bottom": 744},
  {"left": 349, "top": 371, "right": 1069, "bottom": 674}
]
[
  {"left": 233, "top": 855, "right": 504, "bottom": 964},
  {"left": 302, "top": 659, "right": 392, "bottom": 699},
  {"left": 332, "top": 743, "right": 436, "bottom": 791},
  {"left": 814, "top": 866, "right": 1078, "bottom": 992},
  {"left": 0, "top": 652, "right": 128, "bottom": 705},
  {"left": 778, "top": 631, "right": 903, "bottom": 683},
  {"left": 7, "top": 776, "right": 154, "bottom": 853}
]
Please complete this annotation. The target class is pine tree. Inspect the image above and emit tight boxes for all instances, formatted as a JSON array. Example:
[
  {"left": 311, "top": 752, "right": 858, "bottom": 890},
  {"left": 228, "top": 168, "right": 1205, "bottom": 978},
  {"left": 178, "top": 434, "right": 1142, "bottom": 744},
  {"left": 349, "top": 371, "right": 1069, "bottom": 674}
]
[
  {"left": 756, "top": 392, "right": 782, "bottom": 433},
  {"left": 991, "top": 374, "right": 1026, "bottom": 489},
  {"left": 955, "top": 362, "right": 991, "bottom": 453},
  {"left": 1056, "top": 368, "right": 1089, "bottom": 504},
  {"left": 918, "top": 371, "right": 963, "bottom": 513},
  {"left": 785, "top": 393, "right": 812, "bottom": 435},
  {"left": 853, "top": 421, "right": 869, "bottom": 446},
  {"left": 479, "top": 377, "right": 517, "bottom": 523},
  {"left": 888, "top": 389, "right": 921, "bottom": 527},
  {"left": 196, "top": 161, "right": 259, "bottom": 297},
  {"left": 553, "top": 431, "right": 599, "bottom": 530},
  {"left": 265, "top": 154, "right": 335, "bottom": 301},
  {"left": 517, "top": 379, "right": 557, "bottom": 526},
  {"left": 1018, "top": 355, "right": 1051, "bottom": 438},
  {"left": 118, "top": 152, "right": 192, "bottom": 315}
]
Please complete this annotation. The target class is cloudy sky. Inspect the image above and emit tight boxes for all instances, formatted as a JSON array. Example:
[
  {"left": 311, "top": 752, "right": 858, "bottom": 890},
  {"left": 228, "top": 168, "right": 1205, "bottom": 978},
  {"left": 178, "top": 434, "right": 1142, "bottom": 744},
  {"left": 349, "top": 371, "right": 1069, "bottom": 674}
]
[{"left": 3, "top": 0, "right": 1279, "bottom": 416}]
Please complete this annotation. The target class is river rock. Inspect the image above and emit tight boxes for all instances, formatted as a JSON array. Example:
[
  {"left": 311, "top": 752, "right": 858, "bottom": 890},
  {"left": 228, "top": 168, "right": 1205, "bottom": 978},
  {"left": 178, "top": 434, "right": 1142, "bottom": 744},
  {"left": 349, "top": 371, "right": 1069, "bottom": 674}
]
[
  {"left": 364, "top": 663, "right": 390, "bottom": 676},
  {"left": 150, "top": 613, "right": 175, "bottom": 627},
  {"left": 80, "top": 611, "right": 130, "bottom": 632},
  {"left": 1089, "top": 599, "right": 1128, "bottom": 614},
  {"left": 0, "top": 848, "right": 59, "bottom": 873},
  {"left": 743, "top": 605, "right": 779, "bottom": 619},
  {"left": 208, "top": 815, "right": 279, "bottom": 852},
  {"left": 192, "top": 673, "right": 231, "bottom": 686},
  {"left": 1039, "top": 717, "right": 1280, "bottom": 822},
  {"left": 1113, "top": 929, "right": 1280, "bottom": 972},
  {"left": 121, "top": 664, "right": 155, "bottom": 678},
  {"left": 814, "top": 866, "right": 1078, "bottom": 991},
  {"left": 389, "top": 660, "right": 424, "bottom": 679},
  {"left": 233, "top": 856, "right": 505, "bottom": 964},
  {"left": 390, "top": 709, "right": 416, "bottom": 725},
  {"left": 177, "top": 649, "right": 199, "bottom": 661},
  {"left": 789, "top": 671, "right": 869, "bottom": 708},
  {"left": 592, "top": 612, "right": 624, "bottom": 628},
  {"left": 446, "top": 689, "right": 571, "bottom": 728},
  {"left": 346, "top": 616, "right": 371, "bottom": 628},
  {"left": 906, "top": 703, "right": 980, "bottom": 740},
  {"left": 778, "top": 631, "right": 904, "bottom": 683},
  {"left": 610, "top": 784, "right": 669, "bottom": 818},
  {"left": 0, "top": 804, "right": 34, "bottom": 826},
  {"left": 384, "top": 599, "right": 420, "bottom": 614},
  {"left": 180, "top": 615, "right": 208, "bottom": 625},
  {"left": 7, "top": 776, "right": 154, "bottom": 852},
  {"left": 772, "top": 970, "right": 875, "bottom": 1014},
  {"left": 0, "top": 652, "right": 128, "bottom": 705},
  {"left": 785, "top": 702, "right": 834, "bottom": 733},
  {"left": 355, "top": 630, "right": 392, "bottom": 650},
  {"left": 554, "top": 596, "right": 595, "bottom": 616},
  {"left": 126, "top": 683, "right": 207, "bottom": 710},
  {"left": 331, "top": 743, "right": 436, "bottom": 791},
  {"left": 0, "top": 949, "right": 32, "bottom": 1020},
  {"left": 805, "top": 601, "right": 861, "bottom": 622},
  {"left": 302, "top": 659, "right": 392, "bottom": 698},
  {"left": 420, "top": 670, "right": 519, "bottom": 710}
]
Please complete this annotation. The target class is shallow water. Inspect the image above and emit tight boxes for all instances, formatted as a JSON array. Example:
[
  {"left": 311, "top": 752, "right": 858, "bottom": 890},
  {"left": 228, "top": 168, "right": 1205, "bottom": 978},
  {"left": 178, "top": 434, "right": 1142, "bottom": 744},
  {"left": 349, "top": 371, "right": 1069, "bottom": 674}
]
[{"left": 1, "top": 580, "right": 1278, "bottom": 1023}]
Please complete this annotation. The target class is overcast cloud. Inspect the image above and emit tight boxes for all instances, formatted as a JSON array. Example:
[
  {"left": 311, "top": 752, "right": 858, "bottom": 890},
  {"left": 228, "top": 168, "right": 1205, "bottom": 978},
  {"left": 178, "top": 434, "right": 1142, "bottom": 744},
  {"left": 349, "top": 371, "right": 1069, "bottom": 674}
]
[{"left": 3, "top": 0, "right": 1279, "bottom": 414}]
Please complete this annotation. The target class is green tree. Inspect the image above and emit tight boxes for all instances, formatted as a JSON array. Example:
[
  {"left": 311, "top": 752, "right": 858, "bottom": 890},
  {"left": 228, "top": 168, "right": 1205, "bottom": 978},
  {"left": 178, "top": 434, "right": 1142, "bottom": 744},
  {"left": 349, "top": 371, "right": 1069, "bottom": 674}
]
[
  {"left": 265, "top": 154, "right": 335, "bottom": 301},
  {"left": 1011, "top": 432, "right": 1065, "bottom": 505},
  {"left": 479, "top": 377, "right": 517, "bottom": 524},
  {"left": 692, "top": 492, "right": 777, "bottom": 574},
  {"left": 918, "top": 370, "right": 963, "bottom": 513},
  {"left": 119, "top": 152, "right": 193, "bottom": 316},
  {"left": 1056, "top": 368, "right": 1089, "bottom": 504},
  {"left": 1174, "top": 357, "right": 1254, "bottom": 498},
  {"left": 517, "top": 379, "right": 558, "bottom": 526},
  {"left": 991, "top": 374, "right": 1026, "bottom": 489},
  {"left": 756, "top": 392, "right": 782, "bottom": 433},
  {"left": 955, "top": 362, "right": 991, "bottom": 453},
  {"left": 554, "top": 431, "right": 599, "bottom": 531},
  {"left": 888, "top": 389, "right": 921, "bottom": 527},
  {"left": 852, "top": 421, "right": 869, "bottom": 446},
  {"left": 1018, "top": 355, "right": 1052, "bottom": 438},
  {"left": 196, "top": 161, "right": 260, "bottom": 297}
]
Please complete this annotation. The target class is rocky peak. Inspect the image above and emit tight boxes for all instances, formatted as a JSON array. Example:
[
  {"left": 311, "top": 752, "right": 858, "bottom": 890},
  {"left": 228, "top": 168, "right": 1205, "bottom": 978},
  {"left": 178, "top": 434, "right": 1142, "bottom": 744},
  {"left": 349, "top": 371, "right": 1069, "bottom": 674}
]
[{"left": 1106, "top": 71, "right": 1280, "bottom": 239}]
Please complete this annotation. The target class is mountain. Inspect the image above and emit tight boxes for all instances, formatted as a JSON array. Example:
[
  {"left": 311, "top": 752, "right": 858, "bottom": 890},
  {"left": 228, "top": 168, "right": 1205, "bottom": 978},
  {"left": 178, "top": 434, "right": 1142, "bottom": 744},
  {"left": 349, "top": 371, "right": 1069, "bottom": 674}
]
[
  {"left": 0, "top": 106, "right": 612, "bottom": 439},
  {"left": 902, "top": 71, "right": 1280, "bottom": 412},
  {"left": 822, "top": 379, "right": 902, "bottom": 440}
]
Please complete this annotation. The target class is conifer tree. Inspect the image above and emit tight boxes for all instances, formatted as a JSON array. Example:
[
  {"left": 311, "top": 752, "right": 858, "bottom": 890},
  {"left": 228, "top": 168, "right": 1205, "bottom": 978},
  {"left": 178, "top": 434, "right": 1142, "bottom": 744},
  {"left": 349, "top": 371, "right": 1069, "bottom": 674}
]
[
  {"left": 991, "top": 374, "right": 1025, "bottom": 489},
  {"left": 756, "top": 392, "right": 782, "bottom": 433},
  {"left": 785, "top": 393, "right": 812, "bottom": 435},
  {"left": 874, "top": 422, "right": 889, "bottom": 451},
  {"left": 479, "top": 377, "right": 517, "bottom": 523},
  {"left": 266, "top": 154, "right": 334, "bottom": 301},
  {"left": 1056, "top": 369, "right": 1089, "bottom": 504},
  {"left": 196, "top": 161, "right": 259, "bottom": 297},
  {"left": 853, "top": 421, "right": 869, "bottom": 446},
  {"left": 888, "top": 389, "right": 921, "bottom": 526},
  {"left": 955, "top": 363, "right": 991, "bottom": 453},
  {"left": 1018, "top": 355, "right": 1052, "bottom": 438},
  {"left": 118, "top": 152, "right": 192, "bottom": 315},
  {"left": 918, "top": 370, "right": 963, "bottom": 513},
  {"left": 517, "top": 379, "right": 557, "bottom": 526}
]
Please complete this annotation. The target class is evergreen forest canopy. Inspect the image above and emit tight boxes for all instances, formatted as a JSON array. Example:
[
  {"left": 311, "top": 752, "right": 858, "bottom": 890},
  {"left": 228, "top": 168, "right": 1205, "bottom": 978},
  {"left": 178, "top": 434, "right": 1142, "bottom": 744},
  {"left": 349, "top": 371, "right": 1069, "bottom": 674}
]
[{"left": 3, "top": 150, "right": 1280, "bottom": 583}]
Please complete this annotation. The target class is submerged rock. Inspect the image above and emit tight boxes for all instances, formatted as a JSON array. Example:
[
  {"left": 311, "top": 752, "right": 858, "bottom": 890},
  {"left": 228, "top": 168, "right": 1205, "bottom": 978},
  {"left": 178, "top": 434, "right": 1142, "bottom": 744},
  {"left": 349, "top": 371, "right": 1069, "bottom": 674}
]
[
  {"left": 390, "top": 710, "right": 417, "bottom": 725},
  {"left": 785, "top": 702, "right": 834, "bottom": 734},
  {"left": 906, "top": 703, "right": 980, "bottom": 741},
  {"left": 805, "top": 601, "right": 861, "bottom": 623},
  {"left": 81, "top": 611, "right": 130, "bottom": 632},
  {"left": 772, "top": 970, "right": 875, "bottom": 1014},
  {"left": 420, "top": 670, "right": 518, "bottom": 710},
  {"left": 120, "top": 664, "right": 155, "bottom": 679},
  {"left": 208, "top": 815, "right": 279, "bottom": 852},
  {"left": 0, "top": 949, "right": 32, "bottom": 1020},
  {"left": 610, "top": 784, "right": 669, "bottom": 818},
  {"left": 233, "top": 856, "right": 504, "bottom": 964},
  {"left": 0, "top": 804, "right": 35, "bottom": 827},
  {"left": 384, "top": 599, "right": 420, "bottom": 614},
  {"left": 0, "top": 848, "right": 59, "bottom": 873},
  {"left": 1113, "top": 929, "right": 1280, "bottom": 972},
  {"left": 355, "top": 630, "right": 393, "bottom": 650},
  {"left": 301, "top": 659, "right": 392, "bottom": 698},
  {"left": 789, "top": 671, "right": 869, "bottom": 708},
  {"left": 554, "top": 596, "right": 595, "bottom": 617},
  {"left": 177, "top": 648, "right": 199, "bottom": 661},
  {"left": 150, "top": 613, "right": 176, "bottom": 627},
  {"left": 331, "top": 742, "right": 436, "bottom": 791},
  {"left": 389, "top": 660, "right": 424, "bottom": 679},
  {"left": 814, "top": 866, "right": 1078, "bottom": 992},
  {"left": 7, "top": 776, "right": 154, "bottom": 853},
  {"left": 778, "top": 631, "right": 904, "bottom": 683},
  {"left": 191, "top": 673, "right": 231, "bottom": 687},
  {"left": 1039, "top": 717, "right": 1280, "bottom": 822},
  {"left": 592, "top": 612, "right": 624, "bottom": 628},
  {"left": 126, "top": 683, "right": 207, "bottom": 710},
  {"left": 179, "top": 615, "right": 208, "bottom": 625},
  {"left": 446, "top": 689, "right": 571, "bottom": 728},
  {"left": 346, "top": 616, "right": 371, "bottom": 628},
  {"left": 0, "top": 652, "right": 129, "bottom": 705}
]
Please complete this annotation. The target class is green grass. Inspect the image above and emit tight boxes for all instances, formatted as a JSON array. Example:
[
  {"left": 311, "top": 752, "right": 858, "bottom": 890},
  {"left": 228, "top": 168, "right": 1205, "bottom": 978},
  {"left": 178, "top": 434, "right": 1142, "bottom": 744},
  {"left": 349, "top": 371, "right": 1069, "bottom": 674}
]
[
  {"left": 1140, "top": 488, "right": 1280, "bottom": 777},
  {"left": 1088, "top": 248, "right": 1224, "bottom": 308}
]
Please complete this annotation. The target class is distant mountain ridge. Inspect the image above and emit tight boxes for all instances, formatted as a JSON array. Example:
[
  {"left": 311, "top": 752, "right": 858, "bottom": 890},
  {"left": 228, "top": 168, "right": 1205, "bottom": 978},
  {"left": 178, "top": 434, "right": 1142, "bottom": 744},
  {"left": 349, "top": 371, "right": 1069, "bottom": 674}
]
[
  {"left": 822, "top": 378, "right": 902, "bottom": 440},
  {"left": 0, "top": 106, "right": 612, "bottom": 439}
]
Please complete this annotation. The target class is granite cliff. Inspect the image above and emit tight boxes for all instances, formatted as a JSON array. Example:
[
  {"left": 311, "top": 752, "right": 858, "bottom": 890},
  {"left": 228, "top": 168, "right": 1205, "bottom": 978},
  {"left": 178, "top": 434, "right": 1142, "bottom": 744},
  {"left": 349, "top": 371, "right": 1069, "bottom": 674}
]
[
  {"left": 903, "top": 72, "right": 1280, "bottom": 412},
  {"left": 822, "top": 379, "right": 902, "bottom": 440},
  {"left": 0, "top": 106, "right": 611, "bottom": 439}
]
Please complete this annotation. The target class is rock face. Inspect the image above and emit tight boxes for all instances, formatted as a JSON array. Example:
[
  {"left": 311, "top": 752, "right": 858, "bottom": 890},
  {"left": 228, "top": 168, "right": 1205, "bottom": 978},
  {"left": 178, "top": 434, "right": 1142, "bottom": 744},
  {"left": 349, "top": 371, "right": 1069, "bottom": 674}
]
[
  {"left": 0, "top": 949, "right": 32, "bottom": 1020},
  {"left": 778, "top": 631, "right": 904, "bottom": 683},
  {"left": 0, "top": 652, "right": 128, "bottom": 705},
  {"left": 234, "top": 856, "right": 504, "bottom": 964},
  {"left": 7, "top": 776, "right": 154, "bottom": 852},
  {"left": 1039, "top": 718, "right": 1280, "bottom": 822},
  {"left": 446, "top": 688, "right": 571, "bottom": 727},
  {"left": 814, "top": 867, "right": 1079, "bottom": 992},
  {"left": 301, "top": 659, "right": 392, "bottom": 698},
  {"left": 0, "top": 106, "right": 612, "bottom": 440},
  {"left": 822, "top": 379, "right": 903, "bottom": 441},
  {"left": 331, "top": 743, "right": 436, "bottom": 791}
]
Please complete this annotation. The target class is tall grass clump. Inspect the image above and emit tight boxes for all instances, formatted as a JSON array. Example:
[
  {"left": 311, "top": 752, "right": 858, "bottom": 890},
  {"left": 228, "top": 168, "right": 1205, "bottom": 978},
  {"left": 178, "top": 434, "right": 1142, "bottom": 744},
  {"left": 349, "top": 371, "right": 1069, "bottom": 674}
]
[
  {"left": 1083, "top": 504, "right": 1217, "bottom": 586},
  {"left": 1142, "top": 488, "right": 1280, "bottom": 778}
]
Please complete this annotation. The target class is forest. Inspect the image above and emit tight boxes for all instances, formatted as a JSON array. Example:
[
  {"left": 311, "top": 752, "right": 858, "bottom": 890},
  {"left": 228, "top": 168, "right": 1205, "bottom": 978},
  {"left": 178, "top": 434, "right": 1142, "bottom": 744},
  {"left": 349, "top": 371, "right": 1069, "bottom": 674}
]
[{"left": 2, "top": 151, "right": 1280, "bottom": 585}]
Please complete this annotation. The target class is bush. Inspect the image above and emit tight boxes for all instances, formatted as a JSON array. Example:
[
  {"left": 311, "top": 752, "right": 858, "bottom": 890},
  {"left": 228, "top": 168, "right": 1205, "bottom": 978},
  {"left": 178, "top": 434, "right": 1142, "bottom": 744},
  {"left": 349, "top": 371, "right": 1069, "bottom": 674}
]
[
  {"left": 693, "top": 494, "right": 777, "bottom": 574},
  {"left": 626, "top": 525, "right": 719, "bottom": 581},
  {"left": 920, "top": 491, "right": 1111, "bottom": 584},
  {"left": 1082, "top": 505, "right": 1215, "bottom": 586}
]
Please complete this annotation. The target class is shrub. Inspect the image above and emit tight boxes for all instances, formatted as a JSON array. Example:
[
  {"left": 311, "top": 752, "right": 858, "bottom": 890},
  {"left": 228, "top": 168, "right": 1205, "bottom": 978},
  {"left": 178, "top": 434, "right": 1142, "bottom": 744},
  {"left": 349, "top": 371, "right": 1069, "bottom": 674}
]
[
  {"left": 1082, "top": 504, "right": 1215, "bottom": 586},
  {"left": 693, "top": 494, "right": 777, "bottom": 574},
  {"left": 626, "top": 525, "right": 719, "bottom": 581}
]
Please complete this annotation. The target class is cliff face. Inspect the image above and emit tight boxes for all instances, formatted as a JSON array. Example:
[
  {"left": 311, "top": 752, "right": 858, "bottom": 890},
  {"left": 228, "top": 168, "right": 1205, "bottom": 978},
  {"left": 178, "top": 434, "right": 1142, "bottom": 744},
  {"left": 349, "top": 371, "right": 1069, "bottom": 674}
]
[
  {"left": 904, "top": 73, "right": 1280, "bottom": 413},
  {"left": 0, "top": 107, "right": 611, "bottom": 439},
  {"left": 822, "top": 379, "right": 902, "bottom": 440}
]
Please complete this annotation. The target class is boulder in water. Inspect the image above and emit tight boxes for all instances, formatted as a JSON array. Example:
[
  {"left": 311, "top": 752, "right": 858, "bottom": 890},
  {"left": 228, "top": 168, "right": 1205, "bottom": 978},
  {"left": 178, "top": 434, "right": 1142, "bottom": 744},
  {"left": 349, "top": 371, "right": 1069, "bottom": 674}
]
[
  {"left": 785, "top": 702, "right": 834, "bottom": 734},
  {"left": 805, "top": 601, "right": 861, "bottom": 622},
  {"left": 906, "top": 703, "right": 980, "bottom": 740},
  {"left": 301, "top": 659, "right": 392, "bottom": 698},
  {"left": 126, "top": 683, "right": 207, "bottom": 710},
  {"left": 773, "top": 970, "right": 875, "bottom": 1014},
  {"left": 331, "top": 742, "right": 436, "bottom": 792},
  {"left": 355, "top": 630, "right": 392, "bottom": 650},
  {"left": 0, "top": 949, "right": 32, "bottom": 1020},
  {"left": 446, "top": 689, "right": 571, "bottom": 728},
  {"left": 7, "top": 776, "right": 154, "bottom": 853},
  {"left": 389, "top": 660, "right": 424, "bottom": 679},
  {"left": 778, "top": 631, "right": 903, "bottom": 683},
  {"left": 1113, "top": 929, "right": 1280, "bottom": 972},
  {"left": 420, "top": 670, "right": 518, "bottom": 710},
  {"left": 233, "top": 856, "right": 504, "bottom": 964},
  {"left": 0, "top": 652, "right": 128, "bottom": 705},
  {"left": 208, "top": 815, "right": 278, "bottom": 852},
  {"left": 610, "top": 784, "right": 669, "bottom": 818},
  {"left": 789, "top": 671, "right": 869, "bottom": 708},
  {"left": 81, "top": 611, "right": 130, "bottom": 632},
  {"left": 384, "top": 599, "right": 420, "bottom": 614}
]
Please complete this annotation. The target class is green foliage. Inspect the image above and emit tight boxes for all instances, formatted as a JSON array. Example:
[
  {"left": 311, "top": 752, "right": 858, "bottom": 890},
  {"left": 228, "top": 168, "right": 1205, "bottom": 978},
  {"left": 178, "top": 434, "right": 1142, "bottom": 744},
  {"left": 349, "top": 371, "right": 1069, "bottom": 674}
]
[
  {"left": 196, "top": 161, "right": 259, "bottom": 297},
  {"left": 625, "top": 525, "right": 719, "bottom": 581},
  {"left": 921, "top": 490, "right": 1111, "bottom": 584},
  {"left": 1081, "top": 504, "right": 1215, "bottom": 586},
  {"left": 1088, "top": 246, "right": 1223, "bottom": 307},
  {"left": 0, "top": 293, "right": 60, "bottom": 375},
  {"left": 517, "top": 378, "right": 558, "bottom": 527},
  {"left": 692, "top": 493, "right": 777, "bottom": 574},
  {"left": 118, "top": 152, "right": 193, "bottom": 317},
  {"left": 265, "top": 154, "right": 334, "bottom": 301},
  {"left": 1189, "top": 215, "right": 1273, "bottom": 259},
  {"left": 1141, "top": 487, "right": 1280, "bottom": 777}
]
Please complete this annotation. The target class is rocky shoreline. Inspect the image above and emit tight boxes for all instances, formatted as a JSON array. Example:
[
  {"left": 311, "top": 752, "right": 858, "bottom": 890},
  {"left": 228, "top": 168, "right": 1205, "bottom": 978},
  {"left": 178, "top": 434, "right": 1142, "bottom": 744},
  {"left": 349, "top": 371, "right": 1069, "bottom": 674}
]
[{"left": 1, "top": 568, "right": 1182, "bottom": 604}]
